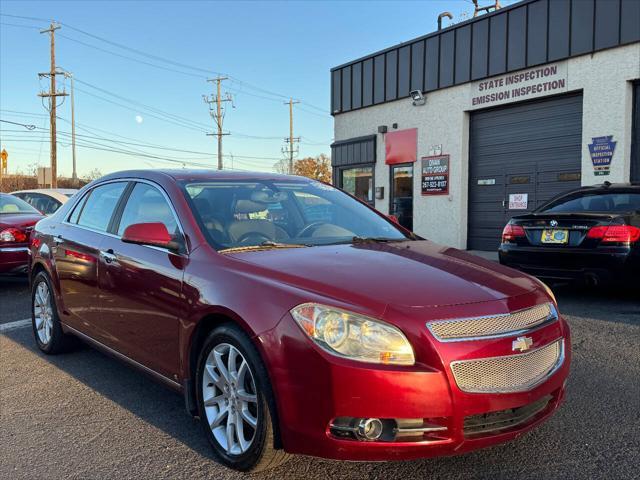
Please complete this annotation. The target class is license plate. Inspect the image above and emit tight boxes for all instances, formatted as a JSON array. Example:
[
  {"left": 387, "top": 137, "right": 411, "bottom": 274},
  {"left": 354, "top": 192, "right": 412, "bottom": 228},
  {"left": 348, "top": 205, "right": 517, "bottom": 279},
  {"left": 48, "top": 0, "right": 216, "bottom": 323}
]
[{"left": 541, "top": 229, "right": 569, "bottom": 244}]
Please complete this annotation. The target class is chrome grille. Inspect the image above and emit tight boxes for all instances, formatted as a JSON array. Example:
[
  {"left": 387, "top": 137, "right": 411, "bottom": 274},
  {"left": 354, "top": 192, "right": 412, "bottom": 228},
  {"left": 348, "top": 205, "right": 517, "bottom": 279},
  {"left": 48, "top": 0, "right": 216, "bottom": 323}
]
[
  {"left": 450, "top": 339, "right": 564, "bottom": 394},
  {"left": 427, "top": 303, "right": 555, "bottom": 341}
]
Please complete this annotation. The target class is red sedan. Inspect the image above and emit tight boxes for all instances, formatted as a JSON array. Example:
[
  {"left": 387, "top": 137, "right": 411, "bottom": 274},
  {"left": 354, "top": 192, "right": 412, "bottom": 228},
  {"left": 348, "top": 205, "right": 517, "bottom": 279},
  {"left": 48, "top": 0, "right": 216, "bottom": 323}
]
[
  {"left": 1, "top": 193, "right": 44, "bottom": 274},
  {"left": 29, "top": 170, "right": 570, "bottom": 472}
]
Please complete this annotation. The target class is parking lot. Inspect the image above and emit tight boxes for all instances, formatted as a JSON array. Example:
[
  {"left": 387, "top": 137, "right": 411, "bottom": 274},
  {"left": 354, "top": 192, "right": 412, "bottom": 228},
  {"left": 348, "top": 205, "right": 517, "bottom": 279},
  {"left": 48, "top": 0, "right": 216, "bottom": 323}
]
[{"left": 1, "top": 275, "right": 638, "bottom": 480}]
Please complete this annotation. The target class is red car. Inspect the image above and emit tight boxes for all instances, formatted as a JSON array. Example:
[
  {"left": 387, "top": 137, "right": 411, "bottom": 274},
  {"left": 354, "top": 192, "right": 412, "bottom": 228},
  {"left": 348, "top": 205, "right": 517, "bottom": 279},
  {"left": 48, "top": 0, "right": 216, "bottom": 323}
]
[
  {"left": 29, "top": 170, "right": 570, "bottom": 472},
  {"left": 1, "top": 193, "right": 44, "bottom": 274}
]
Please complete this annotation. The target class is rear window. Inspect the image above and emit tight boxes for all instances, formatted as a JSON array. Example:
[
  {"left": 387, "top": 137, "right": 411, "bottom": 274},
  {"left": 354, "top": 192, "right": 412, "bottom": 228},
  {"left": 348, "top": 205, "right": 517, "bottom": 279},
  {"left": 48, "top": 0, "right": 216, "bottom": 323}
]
[
  {"left": 0, "top": 194, "right": 40, "bottom": 214},
  {"left": 539, "top": 192, "right": 640, "bottom": 213}
]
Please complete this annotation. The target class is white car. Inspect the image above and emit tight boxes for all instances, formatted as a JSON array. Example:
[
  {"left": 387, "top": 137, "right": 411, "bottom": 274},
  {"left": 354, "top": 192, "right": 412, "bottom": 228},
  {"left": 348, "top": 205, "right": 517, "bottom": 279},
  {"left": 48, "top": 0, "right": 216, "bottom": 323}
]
[{"left": 11, "top": 188, "right": 78, "bottom": 215}]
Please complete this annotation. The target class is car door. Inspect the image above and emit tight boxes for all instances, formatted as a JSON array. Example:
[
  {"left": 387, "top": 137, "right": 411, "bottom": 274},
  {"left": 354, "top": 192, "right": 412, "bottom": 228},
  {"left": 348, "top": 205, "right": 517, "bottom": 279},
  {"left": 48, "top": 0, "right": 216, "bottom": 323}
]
[
  {"left": 52, "top": 181, "right": 129, "bottom": 336},
  {"left": 97, "top": 181, "right": 186, "bottom": 380}
]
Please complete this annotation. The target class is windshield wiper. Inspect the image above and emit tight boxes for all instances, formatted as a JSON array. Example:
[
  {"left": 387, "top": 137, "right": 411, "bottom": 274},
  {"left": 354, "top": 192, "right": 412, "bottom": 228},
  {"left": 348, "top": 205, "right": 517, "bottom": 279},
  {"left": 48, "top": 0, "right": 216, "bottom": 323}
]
[
  {"left": 219, "top": 241, "right": 310, "bottom": 254},
  {"left": 351, "top": 236, "right": 406, "bottom": 244}
]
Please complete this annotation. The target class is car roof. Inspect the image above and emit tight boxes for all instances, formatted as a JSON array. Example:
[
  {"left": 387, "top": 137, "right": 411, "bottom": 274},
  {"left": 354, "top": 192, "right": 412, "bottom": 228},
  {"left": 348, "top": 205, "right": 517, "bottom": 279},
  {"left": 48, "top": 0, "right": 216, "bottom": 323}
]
[
  {"left": 97, "top": 169, "right": 310, "bottom": 184},
  {"left": 10, "top": 188, "right": 77, "bottom": 203},
  {"left": 12, "top": 188, "right": 78, "bottom": 194},
  {"left": 563, "top": 182, "right": 640, "bottom": 194}
]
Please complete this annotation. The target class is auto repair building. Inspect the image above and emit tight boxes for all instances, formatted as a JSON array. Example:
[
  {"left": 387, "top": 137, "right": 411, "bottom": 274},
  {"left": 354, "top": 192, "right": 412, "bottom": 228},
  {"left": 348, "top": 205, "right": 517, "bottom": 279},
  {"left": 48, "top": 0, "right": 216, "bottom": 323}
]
[{"left": 330, "top": 0, "right": 640, "bottom": 250}]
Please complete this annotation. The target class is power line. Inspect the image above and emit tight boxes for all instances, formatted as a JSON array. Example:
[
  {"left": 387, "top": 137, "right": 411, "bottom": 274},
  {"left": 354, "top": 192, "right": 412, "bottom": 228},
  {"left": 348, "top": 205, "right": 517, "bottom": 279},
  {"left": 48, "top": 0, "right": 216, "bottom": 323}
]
[
  {"left": 58, "top": 33, "right": 206, "bottom": 79},
  {"left": 0, "top": 13, "right": 328, "bottom": 113},
  {"left": 0, "top": 21, "right": 41, "bottom": 30},
  {"left": 0, "top": 119, "right": 36, "bottom": 130},
  {"left": 1, "top": 125, "right": 286, "bottom": 162},
  {"left": 0, "top": 13, "right": 50, "bottom": 22},
  {"left": 0, "top": 109, "right": 48, "bottom": 118}
]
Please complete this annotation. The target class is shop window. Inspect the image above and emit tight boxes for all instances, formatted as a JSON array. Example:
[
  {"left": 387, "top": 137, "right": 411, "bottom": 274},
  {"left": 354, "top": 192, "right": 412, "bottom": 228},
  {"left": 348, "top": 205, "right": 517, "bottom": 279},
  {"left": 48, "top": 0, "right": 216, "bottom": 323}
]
[{"left": 340, "top": 167, "right": 374, "bottom": 205}]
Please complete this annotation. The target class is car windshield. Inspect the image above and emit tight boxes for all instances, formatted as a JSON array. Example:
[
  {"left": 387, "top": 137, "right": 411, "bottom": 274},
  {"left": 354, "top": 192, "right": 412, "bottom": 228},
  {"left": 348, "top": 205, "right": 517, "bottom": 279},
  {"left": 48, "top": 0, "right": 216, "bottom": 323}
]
[
  {"left": 183, "top": 179, "right": 409, "bottom": 250},
  {"left": 538, "top": 191, "right": 640, "bottom": 213},
  {"left": 0, "top": 194, "right": 40, "bottom": 214}
]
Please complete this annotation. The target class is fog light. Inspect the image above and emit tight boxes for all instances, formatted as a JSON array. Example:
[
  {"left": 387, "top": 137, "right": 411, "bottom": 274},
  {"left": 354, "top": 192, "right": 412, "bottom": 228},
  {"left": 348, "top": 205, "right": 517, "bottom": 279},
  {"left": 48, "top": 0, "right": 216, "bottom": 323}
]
[{"left": 357, "top": 418, "right": 383, "bottom": 441}]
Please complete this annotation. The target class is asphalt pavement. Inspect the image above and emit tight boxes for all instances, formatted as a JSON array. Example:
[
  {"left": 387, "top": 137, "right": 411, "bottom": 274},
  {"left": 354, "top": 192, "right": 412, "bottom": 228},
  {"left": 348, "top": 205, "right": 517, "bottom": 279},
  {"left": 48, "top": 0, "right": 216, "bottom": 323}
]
[
  {"left": 0, "top": 275, "right": 30, "bottom": 324},
  {"left": 1, "top": 276, "right": 639, "bottom": 480}
]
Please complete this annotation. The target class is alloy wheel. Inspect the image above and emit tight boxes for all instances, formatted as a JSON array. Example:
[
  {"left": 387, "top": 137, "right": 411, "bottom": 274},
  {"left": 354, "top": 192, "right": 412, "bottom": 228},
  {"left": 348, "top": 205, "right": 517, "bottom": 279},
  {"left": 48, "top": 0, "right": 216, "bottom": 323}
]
[
  {"left": 202, "top": 343, "right": 259, "bottom": 455},
  {"left": 33, "top": 281, "right": 54, "bottom": 345}
]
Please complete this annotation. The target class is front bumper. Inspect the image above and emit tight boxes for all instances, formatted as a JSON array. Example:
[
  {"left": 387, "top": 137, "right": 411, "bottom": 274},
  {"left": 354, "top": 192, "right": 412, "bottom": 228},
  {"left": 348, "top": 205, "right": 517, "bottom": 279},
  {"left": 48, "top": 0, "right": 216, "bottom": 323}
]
[
  {"left": 259, "top": 304, "right": 571, "bottom": 461},
  {"left": 498, "top": 244, "right": 637, "bottom": 283},
  {"left": 0, "top": 246, "right": 29, "bottom": 274}
]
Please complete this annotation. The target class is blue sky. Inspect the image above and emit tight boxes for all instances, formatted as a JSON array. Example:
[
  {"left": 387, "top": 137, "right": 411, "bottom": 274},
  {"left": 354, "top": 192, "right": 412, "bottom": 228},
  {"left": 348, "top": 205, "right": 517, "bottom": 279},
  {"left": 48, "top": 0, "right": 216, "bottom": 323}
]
[{"left": 0, "top": 0, "right": 517, "bottom": 177}]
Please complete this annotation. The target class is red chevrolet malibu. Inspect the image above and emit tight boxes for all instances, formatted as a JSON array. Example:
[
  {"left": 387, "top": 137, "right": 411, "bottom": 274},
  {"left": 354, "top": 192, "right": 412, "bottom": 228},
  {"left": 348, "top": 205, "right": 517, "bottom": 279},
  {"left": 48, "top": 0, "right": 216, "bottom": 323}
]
[
  {"left": 29, "top": 170, "right": 570, "bottom": 471},
  {"left": 1, "top": 193, "right": 44, "bottom": 274}
]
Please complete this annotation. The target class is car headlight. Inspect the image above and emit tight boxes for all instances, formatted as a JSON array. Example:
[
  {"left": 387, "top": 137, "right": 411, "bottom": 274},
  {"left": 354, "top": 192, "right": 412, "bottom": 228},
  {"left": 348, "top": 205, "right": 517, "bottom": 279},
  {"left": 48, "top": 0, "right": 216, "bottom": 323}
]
[{"left": 290, "top": 303, "right": 415, "bottom": 366}]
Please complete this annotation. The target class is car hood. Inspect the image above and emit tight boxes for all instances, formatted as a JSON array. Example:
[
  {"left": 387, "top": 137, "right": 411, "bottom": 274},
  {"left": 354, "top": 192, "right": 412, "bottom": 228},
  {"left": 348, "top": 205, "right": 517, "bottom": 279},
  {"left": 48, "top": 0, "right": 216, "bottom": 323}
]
[{"left": 225, "top": 240, "right": 541, "bottom": 314}]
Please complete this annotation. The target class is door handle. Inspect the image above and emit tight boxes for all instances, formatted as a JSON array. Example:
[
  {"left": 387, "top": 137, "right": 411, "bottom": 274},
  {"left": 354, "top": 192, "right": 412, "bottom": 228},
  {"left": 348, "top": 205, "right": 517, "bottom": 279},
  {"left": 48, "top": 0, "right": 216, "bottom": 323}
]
[{"left": 100, "top": 249, "right": 117, "bottom": 264}]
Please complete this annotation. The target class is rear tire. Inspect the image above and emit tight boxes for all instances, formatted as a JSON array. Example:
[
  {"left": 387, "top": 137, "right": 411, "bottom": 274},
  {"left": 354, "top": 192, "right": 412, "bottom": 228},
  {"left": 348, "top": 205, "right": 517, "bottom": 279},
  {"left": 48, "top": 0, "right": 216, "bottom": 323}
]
[
  {"left": 31, "top": 271, "right": 76, "bottom": 354},
  {"left": 195, "top": 324, "right": 290, "bottom": 472}
]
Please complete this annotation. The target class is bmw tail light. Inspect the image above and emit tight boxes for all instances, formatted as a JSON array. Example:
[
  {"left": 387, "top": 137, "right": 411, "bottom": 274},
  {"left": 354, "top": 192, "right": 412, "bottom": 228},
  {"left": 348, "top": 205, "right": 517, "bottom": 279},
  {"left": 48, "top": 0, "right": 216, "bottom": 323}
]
[
  {"left": 501, "top": 224, "right": 526, "bottom": 243},
  {"left": 587, "top": 225, "right": 640, "bottom": 244},
  {"left": 0, "top": 228, "right": 27, "bottom": 243}
]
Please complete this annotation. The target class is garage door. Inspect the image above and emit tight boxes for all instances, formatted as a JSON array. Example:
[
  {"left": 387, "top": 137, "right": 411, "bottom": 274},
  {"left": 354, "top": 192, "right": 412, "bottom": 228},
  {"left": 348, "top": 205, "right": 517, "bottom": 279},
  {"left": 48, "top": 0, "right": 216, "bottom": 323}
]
[{"left": 468, "top": 93, "right": 583, "bottom": 251}]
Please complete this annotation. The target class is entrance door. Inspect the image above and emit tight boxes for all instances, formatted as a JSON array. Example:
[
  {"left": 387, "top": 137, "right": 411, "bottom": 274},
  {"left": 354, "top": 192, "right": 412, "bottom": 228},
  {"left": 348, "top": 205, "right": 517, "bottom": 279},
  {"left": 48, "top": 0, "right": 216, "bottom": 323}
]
[{"left": 390, "top": 164, "right": 413, "bottom": 231}]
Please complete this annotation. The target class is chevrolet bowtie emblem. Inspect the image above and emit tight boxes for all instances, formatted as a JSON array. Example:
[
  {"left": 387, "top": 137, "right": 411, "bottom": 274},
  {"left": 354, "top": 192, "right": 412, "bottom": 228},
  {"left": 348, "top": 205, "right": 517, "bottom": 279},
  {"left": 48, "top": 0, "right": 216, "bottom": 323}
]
[{"left": 512, "top": 336, "right": 533, "bottom": 352}]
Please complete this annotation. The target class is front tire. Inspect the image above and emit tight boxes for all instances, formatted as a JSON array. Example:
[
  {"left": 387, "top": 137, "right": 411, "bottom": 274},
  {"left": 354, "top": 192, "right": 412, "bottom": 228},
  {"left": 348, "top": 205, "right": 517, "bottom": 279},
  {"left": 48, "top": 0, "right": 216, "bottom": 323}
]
[
  {"left": 31, "top": 271, "right": 75, "bottom": 354},
  {"left": 195, "top": 324, "right": 289, "bottom": 472}
]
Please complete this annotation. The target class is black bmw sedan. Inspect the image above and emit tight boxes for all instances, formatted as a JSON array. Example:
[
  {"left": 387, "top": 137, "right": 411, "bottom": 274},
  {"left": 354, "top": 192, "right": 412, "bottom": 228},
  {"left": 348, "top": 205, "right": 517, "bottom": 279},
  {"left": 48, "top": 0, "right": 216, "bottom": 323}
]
[{"left": 499, "top": 183, "right": 640, "bottom": 286}]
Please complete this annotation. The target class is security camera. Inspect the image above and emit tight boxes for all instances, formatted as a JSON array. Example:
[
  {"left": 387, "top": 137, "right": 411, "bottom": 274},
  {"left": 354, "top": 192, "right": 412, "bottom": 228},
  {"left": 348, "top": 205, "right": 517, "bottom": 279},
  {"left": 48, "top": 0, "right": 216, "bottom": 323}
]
[{"left": 410, "top": 89, "right": 426, "bottom": 106}]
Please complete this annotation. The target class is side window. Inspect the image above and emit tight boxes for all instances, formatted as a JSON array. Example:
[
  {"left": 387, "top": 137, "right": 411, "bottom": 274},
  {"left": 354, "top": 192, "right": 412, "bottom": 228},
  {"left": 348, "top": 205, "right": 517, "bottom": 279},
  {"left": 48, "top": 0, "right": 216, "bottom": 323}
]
[
  {"left": 68, "top": 193, "right": 89, "bottom": 224},
  {"left": 117, "top": 183, "right": 178, "bottom": 236},
  {"left": 77, "top": 182, "right": 128, "bottom": 232}
]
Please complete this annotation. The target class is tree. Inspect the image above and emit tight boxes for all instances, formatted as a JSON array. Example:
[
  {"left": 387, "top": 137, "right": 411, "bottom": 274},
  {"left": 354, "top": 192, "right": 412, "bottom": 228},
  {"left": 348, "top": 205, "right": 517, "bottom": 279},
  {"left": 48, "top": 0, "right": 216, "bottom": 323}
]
[
  {"left": 292, "top": 154, "right": 331, "bottom": 183},
  {"left": 81, "top": 168, "right": 103, "bottom": 182},
  {"left": 273, "top": 158, "right": 289, "bottom": 175}
]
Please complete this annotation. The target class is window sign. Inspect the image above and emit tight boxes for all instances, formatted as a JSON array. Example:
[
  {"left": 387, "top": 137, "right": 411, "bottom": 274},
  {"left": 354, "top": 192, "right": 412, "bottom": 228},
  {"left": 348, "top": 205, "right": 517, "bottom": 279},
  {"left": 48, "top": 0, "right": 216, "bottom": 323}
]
[
  {"left": 421, "top": 155, "right": 449, "bottom": 195},
  {"left": 508, "top": 193, "right": 528, "bottom": 210}
]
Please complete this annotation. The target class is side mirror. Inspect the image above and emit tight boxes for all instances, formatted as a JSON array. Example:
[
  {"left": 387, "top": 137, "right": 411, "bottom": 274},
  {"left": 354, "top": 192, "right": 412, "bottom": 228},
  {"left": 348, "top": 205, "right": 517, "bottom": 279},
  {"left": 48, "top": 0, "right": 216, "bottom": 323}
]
[
  {"left": 122, "top": 222, "right": 182, "bottom": 252},
  {"left": 387, "top": 214, "right": 399, "bottom": 224}
]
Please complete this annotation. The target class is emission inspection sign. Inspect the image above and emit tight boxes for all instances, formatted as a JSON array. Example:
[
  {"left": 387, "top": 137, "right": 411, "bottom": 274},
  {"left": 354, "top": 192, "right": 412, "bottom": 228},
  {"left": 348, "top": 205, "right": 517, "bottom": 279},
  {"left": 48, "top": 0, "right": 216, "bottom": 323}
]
[{"left": 421, "top": 154, "right": 449, "bottom": 195}]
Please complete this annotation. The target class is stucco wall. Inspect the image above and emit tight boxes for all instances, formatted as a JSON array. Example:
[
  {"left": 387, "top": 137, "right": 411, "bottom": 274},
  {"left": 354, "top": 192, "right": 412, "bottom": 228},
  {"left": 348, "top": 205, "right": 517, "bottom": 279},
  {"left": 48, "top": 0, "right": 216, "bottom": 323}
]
[{"left": 333, "top": 43, "right": 640, "bottom": 249}]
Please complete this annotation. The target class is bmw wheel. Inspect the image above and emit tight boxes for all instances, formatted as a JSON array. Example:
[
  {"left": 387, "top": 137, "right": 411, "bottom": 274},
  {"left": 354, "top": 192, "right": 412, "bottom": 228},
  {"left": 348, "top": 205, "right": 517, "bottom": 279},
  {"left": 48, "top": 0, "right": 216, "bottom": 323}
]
[{"left": 195, "top": 324, "right": 289, "bottom": 472}]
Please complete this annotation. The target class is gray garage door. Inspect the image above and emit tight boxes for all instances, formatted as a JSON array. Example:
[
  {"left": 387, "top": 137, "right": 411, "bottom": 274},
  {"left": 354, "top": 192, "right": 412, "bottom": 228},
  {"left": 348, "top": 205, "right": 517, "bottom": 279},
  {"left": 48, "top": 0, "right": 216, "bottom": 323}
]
[{"left": 468, "top": 93, "right": 583, "bottom": 251}]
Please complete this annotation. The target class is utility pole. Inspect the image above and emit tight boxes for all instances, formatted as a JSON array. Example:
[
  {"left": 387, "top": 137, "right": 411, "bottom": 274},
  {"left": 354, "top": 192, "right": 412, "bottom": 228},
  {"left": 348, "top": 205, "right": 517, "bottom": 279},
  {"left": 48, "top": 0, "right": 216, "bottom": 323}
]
[
  {"left": 66, "top": 72, "right": 78, "bottom": 186},
  {"left": 38, "top": 22, "right": 67, "bottom": 188},
  {"left": 203, "top": 76, "right": 232, "bottom": 170},
  {"left": 283, "top": 98, "right": 300, "bottom": 174}
]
